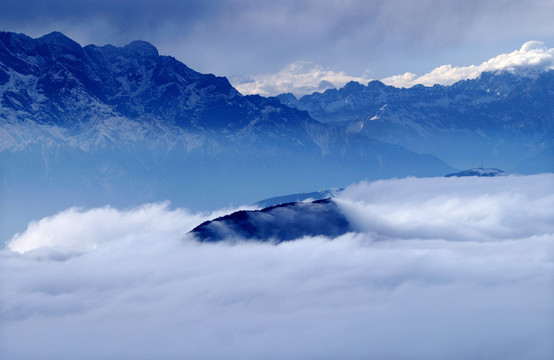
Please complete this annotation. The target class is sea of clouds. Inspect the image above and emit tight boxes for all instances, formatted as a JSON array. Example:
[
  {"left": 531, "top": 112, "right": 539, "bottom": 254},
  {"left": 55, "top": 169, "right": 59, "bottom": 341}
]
[{"left": 1, "top": 174, "right": 553, "bottom": 360}]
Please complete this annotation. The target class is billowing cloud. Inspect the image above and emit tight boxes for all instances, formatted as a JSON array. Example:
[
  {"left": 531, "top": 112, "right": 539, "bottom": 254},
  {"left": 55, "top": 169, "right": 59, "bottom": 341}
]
[
  {"left": 7, "top": 202, "right": 254, "bottom": 254},
  {"left": 233, "top": 61, "right": 372, "bottom": 97},
  {"left": 335, "top": 174, "right": 554, "bottom": 242},
  {"left": 1, "top": 175, "right": 553, "bottom": 359},
  {"left": 382, "top": 41, "right": 554, "bottom": 87}
]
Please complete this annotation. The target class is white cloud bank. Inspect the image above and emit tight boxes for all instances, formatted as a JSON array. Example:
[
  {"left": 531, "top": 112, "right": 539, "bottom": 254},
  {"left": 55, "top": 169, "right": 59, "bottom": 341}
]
[
  {"left": 382, "top": 41, "right": 554, "bottom": 88},
  {"left": 233, "top": 41, "right": 554, "bottom": 96},
  {"left": 1, "top": 175, "right": 553, "bottom": 360},
  {"left": 335, "top": 174, "right": 554, "bottom": 242}
]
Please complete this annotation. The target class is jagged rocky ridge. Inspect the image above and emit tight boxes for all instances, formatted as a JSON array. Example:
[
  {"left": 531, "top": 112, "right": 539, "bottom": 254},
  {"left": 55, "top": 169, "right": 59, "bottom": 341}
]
[
  {"left": 190, "top": 198, "right": 351, "bottom": 242},
  {"left": 278, "top": 72, "right": 554, "bottom": 172}
]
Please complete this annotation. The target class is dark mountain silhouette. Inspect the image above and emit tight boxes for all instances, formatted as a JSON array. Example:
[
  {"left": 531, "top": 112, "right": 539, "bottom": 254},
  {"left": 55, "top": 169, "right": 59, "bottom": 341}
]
[{"left": 190, "top": 199, "right": 351, "bottom": 242}]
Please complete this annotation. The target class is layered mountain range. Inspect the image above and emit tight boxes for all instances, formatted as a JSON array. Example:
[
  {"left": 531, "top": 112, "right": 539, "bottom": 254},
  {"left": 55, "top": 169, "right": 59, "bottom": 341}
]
[
  {"left": 278, "top": 71, "right": 554, "bottom": 172},
  {"left": 0, "top": 31, "right": 454, "bottom": 241},
  {"left": 1, "top": 31, "right": 552, "bottom": 242}
]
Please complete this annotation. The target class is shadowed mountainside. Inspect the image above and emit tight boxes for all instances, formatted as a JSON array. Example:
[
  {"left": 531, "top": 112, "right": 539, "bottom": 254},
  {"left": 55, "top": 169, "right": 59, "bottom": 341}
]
[{"left": 191, "top": 199, "right": 352, "bottom": 242}]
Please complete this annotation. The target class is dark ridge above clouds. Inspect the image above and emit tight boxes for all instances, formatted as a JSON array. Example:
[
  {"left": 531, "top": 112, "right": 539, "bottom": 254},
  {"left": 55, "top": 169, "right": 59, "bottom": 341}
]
[{"left": 191, "top": 199, "right": 352, "bottom": 242}]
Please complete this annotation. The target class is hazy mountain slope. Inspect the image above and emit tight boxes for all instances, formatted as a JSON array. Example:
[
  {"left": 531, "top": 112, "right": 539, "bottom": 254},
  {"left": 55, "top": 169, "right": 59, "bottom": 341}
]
[{"left": 278, "top": 71, "right": 554, "bottom": 171}]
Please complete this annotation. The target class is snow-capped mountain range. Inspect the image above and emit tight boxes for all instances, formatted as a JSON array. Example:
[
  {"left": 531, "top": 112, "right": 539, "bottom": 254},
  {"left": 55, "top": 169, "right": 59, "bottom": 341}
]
[
  {"left": 0, "top": 31, "right": 457, "bottom": 164},
  {"left": 0, "top": 31, "right": 456, "bottom": 241},
  {"left": 278, "top": 70, "right": 553, "bottom": 172}
]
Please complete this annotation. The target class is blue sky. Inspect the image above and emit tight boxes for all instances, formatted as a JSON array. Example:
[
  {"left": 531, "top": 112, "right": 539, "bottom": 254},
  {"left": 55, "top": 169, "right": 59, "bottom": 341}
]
[{"left": 1, "top": 0, "right": 553, "bottom": 95}]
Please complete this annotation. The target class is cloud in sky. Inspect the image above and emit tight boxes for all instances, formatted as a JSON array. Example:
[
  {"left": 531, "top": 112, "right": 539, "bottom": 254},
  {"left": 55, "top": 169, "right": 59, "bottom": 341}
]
[
  {"left": 1, "top": 0, "right": 552, "bottom": 81},
  {"left": 382, "top": 41, "right": 554, "bottom": 88},
  {"left": 2, "top": 175, "right": 553, "bottom": 359},
  {"left": 233, "top": 61, "right": 372, "bottom": 97}
]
